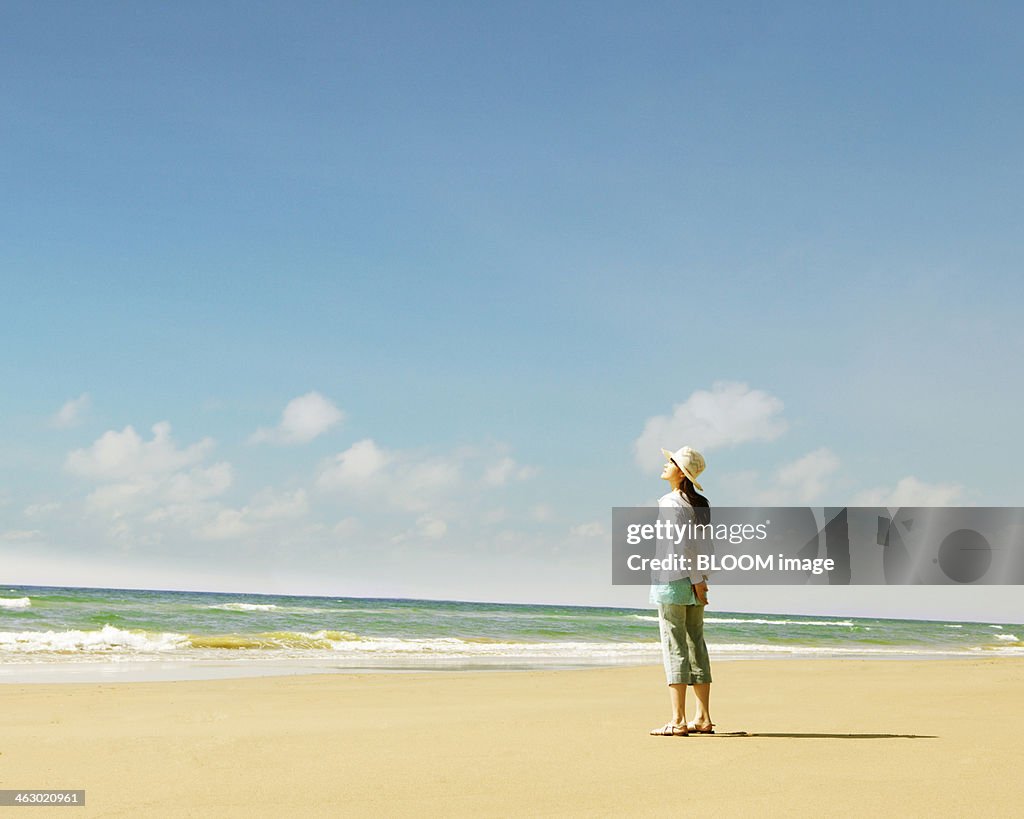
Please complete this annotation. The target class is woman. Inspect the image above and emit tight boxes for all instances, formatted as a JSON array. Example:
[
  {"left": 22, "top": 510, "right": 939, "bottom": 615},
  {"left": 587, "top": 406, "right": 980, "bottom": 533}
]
[{"left": 648, "top": 445, "right": 715, "bottom": 737}]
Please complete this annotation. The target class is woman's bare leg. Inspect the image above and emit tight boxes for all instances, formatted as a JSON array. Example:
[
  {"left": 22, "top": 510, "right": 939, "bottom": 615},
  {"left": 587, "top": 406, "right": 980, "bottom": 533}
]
[
  {"left": 691, "top": 682, "right": 712, "bottom": 728},
  {"left": 668, "top": 683, "right": 688, "bottom": 726}
]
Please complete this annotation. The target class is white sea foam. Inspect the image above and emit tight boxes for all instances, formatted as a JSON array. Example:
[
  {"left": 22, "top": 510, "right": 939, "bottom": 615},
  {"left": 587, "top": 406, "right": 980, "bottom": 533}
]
[
  {"left": 0, "top": 627, "right": 661, "bottom": 660},
  {"left": 0, "top": 625, "right": 187, "bottom": 653},
  {"left": 706, "top": 642, "right": 985, "bottom": 657},
  {"left": 973, "top": 644, "right": 1024, "bottom": 655},
  {"left": 995, "top": 633, "right": 1019, "bottom": 641},
  {"left": 4, "top": 626, "right": 1023, "bottom": 662},
  {"left": 0, "top": 597, "right": 31, "bottom": 609},
  {"left": 207, "top": 603, "right": 345, "bottom": 614},
  {"left": 318, "top": 637, "right": 661, "bottom": 660},
  {"left": 327, "top": 608, "right": 404, "bottom": 615},
  {"left": 944, "top": 624, "right": 963, "bottom": 628},
  {"left": 703, "top": 618, "right": 856, "bottom": 627},
  {"left": 628, "top": 614, "right": 856, "bottom": 627}
]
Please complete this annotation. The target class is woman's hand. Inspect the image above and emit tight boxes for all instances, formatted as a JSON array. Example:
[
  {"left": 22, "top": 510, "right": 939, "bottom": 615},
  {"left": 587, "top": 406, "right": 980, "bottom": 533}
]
[{"left": 692, "top": 580, "right": 709, "bottom": 606}]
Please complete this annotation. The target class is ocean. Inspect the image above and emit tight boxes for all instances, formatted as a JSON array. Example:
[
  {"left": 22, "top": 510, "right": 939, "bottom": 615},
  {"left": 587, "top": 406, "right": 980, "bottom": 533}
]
[{"left": 1, "top": 584, "right": 1021, "bottom": 683}]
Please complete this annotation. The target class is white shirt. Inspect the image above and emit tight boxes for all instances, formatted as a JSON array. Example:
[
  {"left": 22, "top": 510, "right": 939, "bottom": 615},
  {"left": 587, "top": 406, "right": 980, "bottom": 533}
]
[{"left": 653, "top": 490, "right": 710, "bottom": 586}]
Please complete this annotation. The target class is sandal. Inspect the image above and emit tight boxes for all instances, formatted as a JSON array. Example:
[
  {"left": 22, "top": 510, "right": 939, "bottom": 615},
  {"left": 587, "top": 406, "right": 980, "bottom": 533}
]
[
  {"left": 685, "top": 721, "right": 716, "bottom": 734},
  {"left": 650, "top": 722, "right": 688, "bottom": 736}
]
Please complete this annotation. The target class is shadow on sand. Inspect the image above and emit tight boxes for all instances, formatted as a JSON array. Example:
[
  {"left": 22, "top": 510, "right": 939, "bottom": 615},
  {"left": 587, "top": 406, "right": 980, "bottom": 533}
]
[{"left": 706, "top": 731, "right": 935, "bottom": 739}]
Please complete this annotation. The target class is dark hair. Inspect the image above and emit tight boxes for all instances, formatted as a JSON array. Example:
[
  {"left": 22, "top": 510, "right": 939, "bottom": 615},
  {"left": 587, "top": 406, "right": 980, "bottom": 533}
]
[{"left": 679, "top": 476, "right": 710, "bottom": 525}]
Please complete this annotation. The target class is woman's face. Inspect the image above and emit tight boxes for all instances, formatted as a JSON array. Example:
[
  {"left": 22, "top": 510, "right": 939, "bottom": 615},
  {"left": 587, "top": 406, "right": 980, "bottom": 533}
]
[{"left": 660, "top": 459, "right": 683, "bottom": 481}]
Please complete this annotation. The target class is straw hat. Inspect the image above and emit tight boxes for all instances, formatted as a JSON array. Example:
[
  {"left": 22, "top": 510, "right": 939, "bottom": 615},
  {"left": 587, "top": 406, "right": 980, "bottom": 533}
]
[{"left": 660, "top": 446, "right": 706, "bottom": 491}]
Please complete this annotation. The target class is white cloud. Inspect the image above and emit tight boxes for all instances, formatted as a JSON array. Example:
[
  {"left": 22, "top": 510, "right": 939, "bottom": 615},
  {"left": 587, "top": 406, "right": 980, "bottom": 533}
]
[
  {"left": 24, "top": 502, "right": 62, "bottom": 518},
  {"left": 767, "top": 448, "right": 840, "bottom": 503},
  {"left": 143, "top": 502, "right": 210, "bottom": 527},
  {"left": 65, "top": 422, "right": 214, "bottom": 481},
  {"left": 416, "top": 515, "right": 448, "bottom": 540},
  {"left": 851, "top": 477, "right": 964, "bottom": 507},
  {"left": 635, "top": 381, "right": 787, "bottom": 472},
  {"left": 406, "top": 458, "right": 462, "bottom": 493},
  {"left": 717, "top": 452, "right": 961, "bottom": 507},
  {"left": 482, "top": 457, "right": 538, "bottom": 486},
  {"left": 250, "top": 392, "right": 344, "bottom": 445},
  {"left": 317, "top": 440, "right": 462, "bottom": 497},
  {"left": 1, "top": 529, "right": 44, "bottom": 542},
  {"left": 51, "top": 393, "right": 91, "bottom": 429},
  {"left": 479, "top": 507, "right": 508, "bottom": 525},
  {"left": 719, "top": 447, "right": 840, "bottom": 504},
  {"left": 64, "top": 422, "right": 235, "bottom": 543},
  {"left": 194, "top": 489, "right": 310, "bottom": 541},
  {"left": 197, "top": 508, "right": 250, "bottom": 541},
  {"left": 81, "top": 462, "right": 235, "bottom": 519},
  {"left": 86, "top": 480, "right": 158, "bottom": 515},
  {"left": 317, "top": 439, "right": 393, "bottom": 490},
  {"left": 317, "top": 439, "right": 535, "bottom": 520},
  {"left": 391, "top": 514, "right": 448, "bottom": 544},
  {"left": 247, "top": 488, "right": 309, "bottom": 521},
  {"left": 530, "top": 504, "right": 554, "bottom": 522},
  {"left": 163, "top": 463, "right": 235, "bottom": 504},
  {"left": 333, "top": 517, "right": 360, "bottom": 536},
  {"left": 570, "top": 521, "right": 606, "bottom": 538}
]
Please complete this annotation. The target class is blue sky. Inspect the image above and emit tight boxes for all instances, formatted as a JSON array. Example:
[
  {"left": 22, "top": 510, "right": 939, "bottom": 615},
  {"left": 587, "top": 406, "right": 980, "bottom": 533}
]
[{"left": 1, "top": 2, "right": 1022, "bottom": 620}]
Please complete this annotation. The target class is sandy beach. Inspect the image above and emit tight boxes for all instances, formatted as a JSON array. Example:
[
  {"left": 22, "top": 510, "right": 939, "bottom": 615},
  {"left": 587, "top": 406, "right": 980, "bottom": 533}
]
[{"left": 2, "top": 657, "right": 1021, "bottom": 817}]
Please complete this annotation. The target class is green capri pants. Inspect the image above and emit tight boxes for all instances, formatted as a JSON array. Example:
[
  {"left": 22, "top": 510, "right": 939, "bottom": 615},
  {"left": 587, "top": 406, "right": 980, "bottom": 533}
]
[{"left": 657, "top": 602, "right": 712, "bottom": 686}]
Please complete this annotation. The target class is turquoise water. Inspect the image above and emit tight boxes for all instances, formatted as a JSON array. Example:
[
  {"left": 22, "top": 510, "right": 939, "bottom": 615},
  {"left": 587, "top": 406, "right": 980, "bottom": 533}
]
[{"left": 1, "top": 584, "right": 1021, "bottom": 682}]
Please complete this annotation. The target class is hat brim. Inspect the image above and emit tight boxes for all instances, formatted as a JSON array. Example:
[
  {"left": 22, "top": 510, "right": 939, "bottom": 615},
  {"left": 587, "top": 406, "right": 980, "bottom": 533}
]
[{"left": 661, "top": 449, "right": 703, "bottom": 491}]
